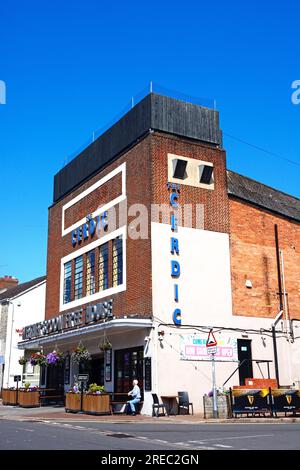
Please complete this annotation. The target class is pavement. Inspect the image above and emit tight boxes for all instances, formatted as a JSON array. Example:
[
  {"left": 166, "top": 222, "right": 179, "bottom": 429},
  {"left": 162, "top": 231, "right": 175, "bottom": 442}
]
[{"left": 1, "top": 401, "right": 300, "bottom": 424}]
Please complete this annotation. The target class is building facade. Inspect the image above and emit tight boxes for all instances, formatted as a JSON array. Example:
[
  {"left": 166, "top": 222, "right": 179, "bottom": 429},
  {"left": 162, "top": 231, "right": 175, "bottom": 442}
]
[
  {"left": 19, "top": 93, "right": 300, "bottom": 414},
  {"left": 0, "top": 277, "right": 46, "bottom": 389}
]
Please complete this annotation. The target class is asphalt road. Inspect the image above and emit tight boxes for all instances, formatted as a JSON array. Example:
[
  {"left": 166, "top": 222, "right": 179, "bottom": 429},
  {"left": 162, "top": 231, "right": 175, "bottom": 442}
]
[{"left": 0, "top": 419, "right": 300, "bottom": 450}]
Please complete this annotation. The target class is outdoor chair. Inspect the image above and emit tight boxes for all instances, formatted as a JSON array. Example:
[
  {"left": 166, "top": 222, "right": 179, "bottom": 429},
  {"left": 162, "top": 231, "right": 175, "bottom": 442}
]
[
  {"left": 152, "top": 393, "right": 168, "bottom": 417},
  {"left": 178, "top": 391, "right": 194, "bottom": 415}
]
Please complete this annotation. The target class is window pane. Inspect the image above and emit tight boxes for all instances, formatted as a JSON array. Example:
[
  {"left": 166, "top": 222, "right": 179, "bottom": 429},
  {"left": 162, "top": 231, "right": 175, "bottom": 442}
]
[
  {"left": 99, "top": 243, "right": 109, "bottom": 291},
  {"left": 112, "top": 236, "right": 123, "bottom": 287},
  {"left": 86, "top": 250, "right": 95, "bottom": 295},
  {"left": 74, "top": 256, "right": 83, "bottom": 299},
  {"left": 63, "top": 261, "right": 72, "bottom": 304}
]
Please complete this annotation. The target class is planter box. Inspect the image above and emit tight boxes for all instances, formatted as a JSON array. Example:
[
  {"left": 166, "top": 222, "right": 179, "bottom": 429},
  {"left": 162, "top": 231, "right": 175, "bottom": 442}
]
[
  {"left": 18, "top": 390, "right": 40, "bottom": 408},
  {"left": 65, "top": 393, "right": 82, "bottom": 413},
  {"left": 203, "top": 395, "right": 232, "bottom": 419},
  {"left": 83, "top": 394, "right": 111, "bottom": 415},
  {"left": 2, "top": 388, "right": 18, "bottom": 406}
]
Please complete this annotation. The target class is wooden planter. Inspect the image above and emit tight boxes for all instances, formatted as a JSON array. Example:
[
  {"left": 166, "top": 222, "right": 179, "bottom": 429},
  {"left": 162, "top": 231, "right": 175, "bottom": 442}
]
[
  {"left": 203, "top": 395, "right": 232, "bottom": 419},
  {"left": 83, "top": 394, "right": 111, "bottom": 415},
  {"left": 2, "top": 388, "right": 18, "bottom": 406},
  {"left": 18, "top": 390, "right": 40, "bottom": 408},
  {"left": 65, "top": 392, "right": 82, "bottom": 413}
]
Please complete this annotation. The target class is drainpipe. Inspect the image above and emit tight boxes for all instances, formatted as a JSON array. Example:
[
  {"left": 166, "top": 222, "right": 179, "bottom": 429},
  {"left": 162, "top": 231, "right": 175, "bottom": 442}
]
[{"left": 271, "top": 310, "right": 283, "bottom": 387}]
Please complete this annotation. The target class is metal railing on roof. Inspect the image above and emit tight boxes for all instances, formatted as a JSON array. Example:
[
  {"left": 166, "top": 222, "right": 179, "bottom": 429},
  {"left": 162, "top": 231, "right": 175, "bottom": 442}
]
[{"left": 62, "top": 83, "right": 216, "bottom": 168}]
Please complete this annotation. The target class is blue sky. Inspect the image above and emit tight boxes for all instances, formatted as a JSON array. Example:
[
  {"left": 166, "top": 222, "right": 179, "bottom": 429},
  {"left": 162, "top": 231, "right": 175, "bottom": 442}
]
[{"left": 0, "top": 0, "right": 299, "bottom": 283}]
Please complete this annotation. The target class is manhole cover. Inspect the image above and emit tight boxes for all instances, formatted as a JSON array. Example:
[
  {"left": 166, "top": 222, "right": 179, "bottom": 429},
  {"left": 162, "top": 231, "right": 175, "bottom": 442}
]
[{"left": 107, "top": 433, "right": 133, "bottom": 439}]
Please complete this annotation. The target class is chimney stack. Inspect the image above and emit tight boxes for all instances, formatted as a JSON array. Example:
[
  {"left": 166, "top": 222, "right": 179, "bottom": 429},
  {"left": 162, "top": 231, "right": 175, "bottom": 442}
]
[{"left": 0, "top": 275, "right": 19, "bottom": 293}]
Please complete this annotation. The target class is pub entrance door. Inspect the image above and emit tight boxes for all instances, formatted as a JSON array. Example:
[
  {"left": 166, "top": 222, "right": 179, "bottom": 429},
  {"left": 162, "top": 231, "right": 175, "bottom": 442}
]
[
  {"left": 237, "top": 339, "right": 253, "bottom": 385},
  {"left": 114, "top": 347, "right": 144, "bottom": 396}
]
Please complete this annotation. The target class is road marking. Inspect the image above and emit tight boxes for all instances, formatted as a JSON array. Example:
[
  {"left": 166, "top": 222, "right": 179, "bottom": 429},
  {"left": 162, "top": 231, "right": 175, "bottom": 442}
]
[
  {"left": 214, "top": 444, "right": 233, "bottom": 448},
  {"left": 189, "top": 434, "right": 273, "bottom": 443},
  {"left": 18, "top": 428, "right": 34, "bottom": 432}
]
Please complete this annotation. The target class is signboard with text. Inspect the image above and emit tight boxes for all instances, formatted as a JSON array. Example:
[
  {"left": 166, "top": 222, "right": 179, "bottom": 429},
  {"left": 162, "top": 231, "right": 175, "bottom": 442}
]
[{"left": 180, "top": 334, "right": 238, "bottom": 362}]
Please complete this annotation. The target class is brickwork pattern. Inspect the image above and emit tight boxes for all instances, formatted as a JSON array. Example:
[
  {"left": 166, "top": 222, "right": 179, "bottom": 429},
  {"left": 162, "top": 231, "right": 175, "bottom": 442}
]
[{"left": 229, "top": 197, "right": 300, "bottom": 319}]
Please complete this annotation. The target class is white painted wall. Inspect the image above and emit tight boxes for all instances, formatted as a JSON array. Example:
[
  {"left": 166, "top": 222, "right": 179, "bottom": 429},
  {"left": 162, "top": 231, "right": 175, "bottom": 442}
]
[
  {"left": 151, "top": 222, "right": 300, "bottom": 414},
  {"left": 3, "top": 281, "right": 46, "bottom": 388}
]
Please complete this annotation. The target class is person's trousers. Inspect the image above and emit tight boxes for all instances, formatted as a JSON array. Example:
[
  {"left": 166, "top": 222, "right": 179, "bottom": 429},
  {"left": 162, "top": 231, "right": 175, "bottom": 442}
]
[{"left": 128, "top": 398, "right": 140, "bottom": 413}]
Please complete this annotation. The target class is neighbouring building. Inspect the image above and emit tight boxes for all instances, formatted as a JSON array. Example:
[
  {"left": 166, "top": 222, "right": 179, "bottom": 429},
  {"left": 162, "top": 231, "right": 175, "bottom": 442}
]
[
  {"left": 0, "top": 276, "right": 46, "bottom": 389},
  {"left": 18, "top": 92, "right": 300, "bottom": 414},
  {"left": 0, "top": 276, "right": 19, "bottom": 294}
]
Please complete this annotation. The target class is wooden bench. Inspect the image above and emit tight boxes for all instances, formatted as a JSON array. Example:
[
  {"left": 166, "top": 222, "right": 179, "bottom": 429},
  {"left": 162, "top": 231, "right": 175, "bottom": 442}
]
[
  {"left": 39, "top": 394, "right": 65, "bottom": 406},
  {"left": 110, "top": 401, "right": 143, "bottom": 414}
]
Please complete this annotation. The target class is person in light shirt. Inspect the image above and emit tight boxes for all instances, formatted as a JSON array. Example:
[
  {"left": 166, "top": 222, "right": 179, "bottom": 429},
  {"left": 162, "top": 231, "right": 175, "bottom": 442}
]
[{"left": 127, "top": 379, "right": 141, "bottom": 415}]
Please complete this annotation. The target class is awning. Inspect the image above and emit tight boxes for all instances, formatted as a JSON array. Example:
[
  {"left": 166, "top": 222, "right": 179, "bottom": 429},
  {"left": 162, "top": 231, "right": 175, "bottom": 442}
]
[{"left": 18, "top": 318, "right": 153, "bottom": 349}]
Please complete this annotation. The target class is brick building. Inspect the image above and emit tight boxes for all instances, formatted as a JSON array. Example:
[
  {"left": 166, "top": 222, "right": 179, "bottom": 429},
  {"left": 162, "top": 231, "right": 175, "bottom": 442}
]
[{"left": 19, "top": 93, "right": 300, "bottom": 414}]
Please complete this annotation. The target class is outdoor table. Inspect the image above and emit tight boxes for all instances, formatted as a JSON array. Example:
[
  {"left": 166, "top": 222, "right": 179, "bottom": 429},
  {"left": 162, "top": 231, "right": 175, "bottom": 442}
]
[{"left": 161, "top": 395, "right": 178, "bottom": 415}]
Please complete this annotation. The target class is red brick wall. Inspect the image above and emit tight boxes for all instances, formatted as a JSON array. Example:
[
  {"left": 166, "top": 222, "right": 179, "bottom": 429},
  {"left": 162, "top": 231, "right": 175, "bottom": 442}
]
[
  {"left": 64, "top": 172, "right": 122, "bottom": 229},
  {"left": 150, "top": 133, "right": 230, "bottom": 233},
  {"left": 45, "top": 131, "right": 229, "bottom": 321},
  {"left": 229, "top": 197, "right": 300, "bottom": 319},
  {"left": 45, "top": 136, "right": 152, "bottom": 320}
]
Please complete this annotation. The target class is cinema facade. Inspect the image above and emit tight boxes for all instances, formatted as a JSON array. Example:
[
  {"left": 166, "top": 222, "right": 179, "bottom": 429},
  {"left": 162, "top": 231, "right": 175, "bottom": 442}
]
[{"left": 19, "top": 93, "right": 300, "bottom": 414}]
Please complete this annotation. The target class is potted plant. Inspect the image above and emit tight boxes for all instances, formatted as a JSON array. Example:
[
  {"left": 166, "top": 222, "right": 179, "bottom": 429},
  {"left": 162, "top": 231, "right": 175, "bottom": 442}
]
[
  {"left": 203, "top": 388, "right": 232, "bottom": 419},
  {"left": 83, "top": 383, "right": 110, "bottom": 415},
  {"left": 2, "top": 387, "right": 18, "bottom": 406},
  {"left": 29, "top": 352, "right": 47, "bottom": 367},
  {"left": 65, "top": 383, "right": 81, "bottom": 413},
  {"left": 98, "top": 338, "right": 112, "bottom": 352},
  {"left": 18, "top": 383, "right": 40, "bottom": 408},
  {"left": 46, "top": 350, "right": 65, "bottom": 366},
  {"left": 18, "top": 356, "right": 27, "bottom": 366},
  {"left": 71, "top": 344, "right": 91, "bottom": 365}
]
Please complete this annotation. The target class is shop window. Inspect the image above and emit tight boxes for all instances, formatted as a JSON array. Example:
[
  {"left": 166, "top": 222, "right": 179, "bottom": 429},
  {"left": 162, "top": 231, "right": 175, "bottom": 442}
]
[
  {"left": 74, "top": 255, "right": 83, "bottom": 299},
  {"left": 112, "top": 236, "right": 123, "bottom": 287},
  {"left": 99, "top": 242, "right": 109, "bottom": 291},
  {"left": 86, "top": 250, "right": 96, "bottom": 295},
  {"left": 63, "top": 261, "right": 72, "bottom": 304}
]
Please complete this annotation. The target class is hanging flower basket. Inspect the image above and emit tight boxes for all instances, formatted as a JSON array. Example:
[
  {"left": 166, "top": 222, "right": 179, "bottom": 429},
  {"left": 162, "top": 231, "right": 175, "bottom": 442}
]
[
  {"left": 98, "top": 339, "right": 112, "bottom": 352},
  {"left": 46, "top": 350, "right": 65, "bottom": 366},
  {"left": 30, "top": 352, "right": 47, "bottom": 367},
  {"left": 18, "top": 356, "right": 27, "bottom": 366},
  {"left": 72, "top": 344, "right": 91, "bottom": 365}
]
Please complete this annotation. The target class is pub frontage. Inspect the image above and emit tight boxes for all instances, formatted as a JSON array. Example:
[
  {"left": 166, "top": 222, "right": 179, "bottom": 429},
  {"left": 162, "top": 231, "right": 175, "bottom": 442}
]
[{"left": 17, "top": 92, "right": 300, "bottom": 415}]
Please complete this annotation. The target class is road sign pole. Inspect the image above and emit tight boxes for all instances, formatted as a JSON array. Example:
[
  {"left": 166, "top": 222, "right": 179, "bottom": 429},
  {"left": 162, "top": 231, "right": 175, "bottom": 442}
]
[{"left": 212, "top": 353, "right": 218, "bottom": 419}]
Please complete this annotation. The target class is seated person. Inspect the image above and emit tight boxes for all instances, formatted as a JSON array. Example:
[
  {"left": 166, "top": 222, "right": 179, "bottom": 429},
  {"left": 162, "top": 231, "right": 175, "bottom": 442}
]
[{"left": 127, "top": 379, "right": 141, "bottom": 416}]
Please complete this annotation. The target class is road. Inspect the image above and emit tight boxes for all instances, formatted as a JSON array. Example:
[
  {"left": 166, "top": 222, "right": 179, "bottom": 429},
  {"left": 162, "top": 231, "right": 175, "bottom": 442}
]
[{"left": 0, "top": 419, "right": 300, "bottom": 450}]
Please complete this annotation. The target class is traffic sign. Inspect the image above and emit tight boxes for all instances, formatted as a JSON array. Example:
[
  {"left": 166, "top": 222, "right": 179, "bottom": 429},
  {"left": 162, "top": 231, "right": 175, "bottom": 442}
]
[
  {"left": 207, "top": 346, "right": 217, "bottom": 355},
  {"left": 206, "top": 330, "right": 217, "bottom": 348},
  {"left": 14, "top": 375, "right": 21, "bottom": 382}
]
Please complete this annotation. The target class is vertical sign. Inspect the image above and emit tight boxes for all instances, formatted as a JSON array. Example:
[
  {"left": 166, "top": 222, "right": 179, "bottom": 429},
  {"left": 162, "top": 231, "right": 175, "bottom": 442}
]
[
  {"left": 144, "top": 357, "right": 152, "bottom": 391},
  {"left": 168, "top": 183, "right": 182, "bottom": 325}
]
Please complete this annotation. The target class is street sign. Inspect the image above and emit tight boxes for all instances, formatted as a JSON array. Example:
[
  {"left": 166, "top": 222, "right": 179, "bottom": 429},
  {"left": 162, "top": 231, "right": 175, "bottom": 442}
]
[
  {"left": 206, "top": 330, "right": 217, "bottom": 348},
  {"left": 207, "top": 346, "right": 217, "bottom": 355},
  {"left": 14, "top": 375, "right": 21, "bottom": 382},
  {"left": 77, "top": 374, "right": 89, "bottom": 381}
]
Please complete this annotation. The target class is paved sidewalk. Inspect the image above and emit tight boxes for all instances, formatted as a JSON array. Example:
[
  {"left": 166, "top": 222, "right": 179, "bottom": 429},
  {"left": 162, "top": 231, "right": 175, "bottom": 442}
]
[{"left": 1, "top": 402, "right": 300, "bottom": 424}]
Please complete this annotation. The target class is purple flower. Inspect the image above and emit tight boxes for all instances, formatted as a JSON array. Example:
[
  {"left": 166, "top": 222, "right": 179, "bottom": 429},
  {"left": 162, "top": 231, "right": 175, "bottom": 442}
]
[{"left": 46, "top": 352, "right": 58, "bottom": 364}]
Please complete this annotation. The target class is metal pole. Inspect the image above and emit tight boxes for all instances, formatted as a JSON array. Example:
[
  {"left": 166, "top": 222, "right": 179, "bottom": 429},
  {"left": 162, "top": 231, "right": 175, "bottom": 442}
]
[
  {"left": 272, "top": 325, "right": 280, "bottom": 386},
  {"left": 212, "top": 354, "right": 218, "bottom": 418},
  {"left": 274, "top": 225, "right": 283, "bottom": 311}
]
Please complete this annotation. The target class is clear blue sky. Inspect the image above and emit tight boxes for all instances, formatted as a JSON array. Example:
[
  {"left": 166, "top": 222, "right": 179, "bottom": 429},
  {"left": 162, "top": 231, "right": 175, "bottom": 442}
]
[{"left": 0, "top": 0, "right": 299, "bottom": 283}]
